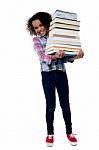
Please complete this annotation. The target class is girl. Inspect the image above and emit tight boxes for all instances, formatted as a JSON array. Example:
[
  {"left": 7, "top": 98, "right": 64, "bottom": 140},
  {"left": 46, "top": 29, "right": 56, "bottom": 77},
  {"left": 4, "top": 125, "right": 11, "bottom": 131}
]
[{"left": 26, "top": 12, "right": 84, "bottom": 147}]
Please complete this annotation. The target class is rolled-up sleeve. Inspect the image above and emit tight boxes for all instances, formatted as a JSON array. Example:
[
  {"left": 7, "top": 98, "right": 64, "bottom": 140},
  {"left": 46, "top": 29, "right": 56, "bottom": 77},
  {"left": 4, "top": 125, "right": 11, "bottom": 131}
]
[{"left": 33, "top": 37, "right": 52, "bottom": 64}]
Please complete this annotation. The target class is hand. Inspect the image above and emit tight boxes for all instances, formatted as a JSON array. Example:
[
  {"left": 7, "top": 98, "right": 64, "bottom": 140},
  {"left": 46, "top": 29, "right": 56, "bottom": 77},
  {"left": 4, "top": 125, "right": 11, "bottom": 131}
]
[
  {"left": 52, "top": 50, "right": 65, "bottom": 60},
  {"left": 55, "top": 50, "right": 65, "bottom": 58},
  {"left": 59, "top": 50, "right": 65, "bottom": 58},
  {"left": 70, "top": 49, "right": 84, "bottom": 60},
  {"left": 76, "top": 49, "right": 84, "bottom": 59}
]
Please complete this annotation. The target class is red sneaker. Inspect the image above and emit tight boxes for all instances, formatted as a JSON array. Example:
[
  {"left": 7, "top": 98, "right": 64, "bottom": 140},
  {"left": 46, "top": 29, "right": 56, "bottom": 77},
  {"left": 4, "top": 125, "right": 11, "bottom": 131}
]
[
  {"left": 46, "top": 135, "right": 54, "bottom": 147},
  {"left": 67, "top": 134, "right": 77, "bottom": 146}
]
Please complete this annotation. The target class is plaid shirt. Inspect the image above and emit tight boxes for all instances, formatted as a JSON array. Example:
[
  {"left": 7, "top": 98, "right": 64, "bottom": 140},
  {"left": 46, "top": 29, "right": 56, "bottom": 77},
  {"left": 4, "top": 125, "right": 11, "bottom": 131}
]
[{"left": 33, "top": 36, "right": 67, "bottom": 72}]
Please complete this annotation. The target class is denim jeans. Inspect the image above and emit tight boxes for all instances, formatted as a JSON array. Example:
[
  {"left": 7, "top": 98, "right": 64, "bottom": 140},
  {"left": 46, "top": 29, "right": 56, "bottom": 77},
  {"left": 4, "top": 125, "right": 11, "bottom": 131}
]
[{"left": 41, "top": 70, "right": 72, "bottom": 135}]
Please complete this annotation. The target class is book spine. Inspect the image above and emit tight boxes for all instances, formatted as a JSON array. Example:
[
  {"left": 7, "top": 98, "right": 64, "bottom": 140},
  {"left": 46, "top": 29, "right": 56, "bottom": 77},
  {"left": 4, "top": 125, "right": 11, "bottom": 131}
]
[
  {"left": 47, "top": 37, "right": 80, "bottom": 42},
  {"left": 50, "top": 24, "right": 80, "bottom": 31},
  {"left": 47, "top": 40, "right": 81, "bottom": 46},
  {"left": 50, "top": 18, "right": 80, "bottom": 26},
  {"left": 49, "top": 29, "right": 79, "bottom": 36},
  {"left": 49, "top": 27, "right": 80, "bottom": 31},
  {"left": 45, "top": 49, "right": 79, "bottom": 55},
  {"left": 53, "top": 10, "right": 77, "bottom": 20},
  {"left": 46, "top": 44, "right": 81, "bottom": 49},
  {"left": 52, "top": 34, "right": 80, "bottom": 39}
]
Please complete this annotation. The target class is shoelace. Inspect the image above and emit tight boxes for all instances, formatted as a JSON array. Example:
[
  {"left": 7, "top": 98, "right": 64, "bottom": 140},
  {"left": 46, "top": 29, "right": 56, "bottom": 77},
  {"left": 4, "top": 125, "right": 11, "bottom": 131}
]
[
  {"left": 69, "top": 133, "right": 77, "bottom": 138},
  {"left": 48, "top": 135, "right": 53, "bottom": 139}
]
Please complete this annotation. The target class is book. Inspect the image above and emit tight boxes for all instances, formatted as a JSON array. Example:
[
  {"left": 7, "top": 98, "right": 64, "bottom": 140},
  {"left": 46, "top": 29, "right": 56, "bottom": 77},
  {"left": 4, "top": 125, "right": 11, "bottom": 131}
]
[
  {"left": 45, "top": 49, "right": 78, "bottom": 56},
  {"left": 45, "top": 46, "right": 81, "bottom": 53},
  {"left": 49, "top": 28, "right": 80, "bottom": 37},
  {"left": 49, "top": 22, "right": 80, "bottom": 31},
  {"left": 47, "top": 36, "right": 80, "bottom": 43},
  {"left": 52, "top": 9, "right": 77, "bottom": 20},
  {"left": 50, "top": 34, "right": 80, "bottom": 39},
  {"left": 50, "top": 17, "right": 80, "bottom": 26},
  {"left": 46, "top": 41, "right": 81, "bottom": 48},
  {"left": 47, "top": 38, "right": 81, "bottom": 46}
]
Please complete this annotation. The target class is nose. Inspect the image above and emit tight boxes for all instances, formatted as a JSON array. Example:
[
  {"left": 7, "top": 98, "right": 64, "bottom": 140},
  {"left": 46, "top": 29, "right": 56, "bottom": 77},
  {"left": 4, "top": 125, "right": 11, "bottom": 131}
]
[{"left": 37, "top": 26, "right": 42, "bottom": 32}]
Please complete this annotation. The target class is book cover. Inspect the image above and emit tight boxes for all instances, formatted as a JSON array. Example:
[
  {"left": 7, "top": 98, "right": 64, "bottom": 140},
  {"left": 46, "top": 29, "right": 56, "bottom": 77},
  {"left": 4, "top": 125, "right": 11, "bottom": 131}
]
[
  {"left": 46, "top": 46, "right": 81, "bottom": 52},
  {"left": 45, "top": 49, "right": 78, "bottom": 56},
  {"left": 47, "top": 36, "right": 80, "bottom": 42},
  {"left": 51, "top": 34, "right": 80, "bottom": 39},
  {"left": 52, "top": 9, "right": 77, "bottom": 20},
  {"left": 50, "top": 17, "right": 80, "bottom": 26},
  {"left": 49, "top": 22, "right": 80, "bottom": 31},
  {"left": 47, "top": 39, "right": 81, "bottom": 47},
  {"left": 46, "top": 42, "right": 81, "bottom": 48},
  {"left": 49, "top": 28, "right": 80, "bottom": 36}
]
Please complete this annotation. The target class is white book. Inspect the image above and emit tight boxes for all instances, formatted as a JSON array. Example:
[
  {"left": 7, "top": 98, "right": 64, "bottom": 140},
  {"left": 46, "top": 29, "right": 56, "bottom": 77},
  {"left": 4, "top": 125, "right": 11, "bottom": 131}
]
[
  {"left": 50, "top": 17, "right": 80, "bottom": 26},
  {"left": 45, "top": 49, "right": 78, "bottom": 55},
  {"left": 52, "top": 9, "right": 77, "bottom": 20},
  {"left": 49, "top": 34, "right": 80, "bottom": 39},
  {"left": 47, "top": 38, "right": 81, "bottom": 46},
  {"left": 46, "top": 43, "right": 81, "bottom": 50},
  {"left": 47, "top": 37, "right": 80, "bottom": 42},
  {"left": 46, "top": 46, "right": 81, "bottom": 52},
  {"left": 49, "top": 23, "right": 80, "bottom": 31},
  {"left": 49, "top": 28, "right": 80, "bottom": 37}
]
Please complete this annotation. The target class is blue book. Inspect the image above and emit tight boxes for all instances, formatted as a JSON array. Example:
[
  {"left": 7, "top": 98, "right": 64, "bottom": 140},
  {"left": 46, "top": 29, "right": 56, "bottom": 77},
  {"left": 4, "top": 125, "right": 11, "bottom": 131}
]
[{"left": 52, "top": 9, "right": 77, "bottom": 21}]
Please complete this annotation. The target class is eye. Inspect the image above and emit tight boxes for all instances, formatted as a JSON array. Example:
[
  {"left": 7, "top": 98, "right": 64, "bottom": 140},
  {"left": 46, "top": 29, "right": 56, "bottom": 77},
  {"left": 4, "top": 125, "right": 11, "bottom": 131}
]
[
  {"left": 39, "top": 24, "right": 43, "bottom": 27},
  {"left": 34, "top": 27, "right": 38, "bottom": 30}
]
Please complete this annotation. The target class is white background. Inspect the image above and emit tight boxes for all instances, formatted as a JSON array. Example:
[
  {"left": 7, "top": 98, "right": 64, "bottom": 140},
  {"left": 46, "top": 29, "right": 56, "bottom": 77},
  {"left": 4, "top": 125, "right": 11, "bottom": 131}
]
[{"left": 0, "top": 0, "right": 99, "bottom": 149}]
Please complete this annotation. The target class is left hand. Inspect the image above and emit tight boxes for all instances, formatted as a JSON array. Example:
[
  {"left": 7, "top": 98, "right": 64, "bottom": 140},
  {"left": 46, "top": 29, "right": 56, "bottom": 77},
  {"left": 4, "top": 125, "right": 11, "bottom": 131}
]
[{"left": 70, "top": 49, "right": 84, "bottom": 60}]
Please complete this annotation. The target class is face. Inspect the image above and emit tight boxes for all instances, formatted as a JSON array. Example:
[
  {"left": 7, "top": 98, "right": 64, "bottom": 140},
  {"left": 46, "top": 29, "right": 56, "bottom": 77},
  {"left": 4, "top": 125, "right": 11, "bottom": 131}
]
[{"left": 32, "top": 19, "right": 48, "bottom": 36}]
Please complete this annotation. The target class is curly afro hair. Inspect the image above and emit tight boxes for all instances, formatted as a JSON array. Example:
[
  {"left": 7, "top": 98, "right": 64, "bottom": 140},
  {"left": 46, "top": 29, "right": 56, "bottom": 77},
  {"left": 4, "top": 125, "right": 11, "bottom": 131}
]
[{"left": 26, "top": 12, "right": 52, "bottom": 36}]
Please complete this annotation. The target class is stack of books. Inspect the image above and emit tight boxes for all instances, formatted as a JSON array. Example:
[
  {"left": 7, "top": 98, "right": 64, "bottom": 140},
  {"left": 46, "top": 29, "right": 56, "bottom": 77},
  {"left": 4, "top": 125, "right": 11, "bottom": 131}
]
[{"left": 45, "top": 10, "right": 81, "bottom": 59}]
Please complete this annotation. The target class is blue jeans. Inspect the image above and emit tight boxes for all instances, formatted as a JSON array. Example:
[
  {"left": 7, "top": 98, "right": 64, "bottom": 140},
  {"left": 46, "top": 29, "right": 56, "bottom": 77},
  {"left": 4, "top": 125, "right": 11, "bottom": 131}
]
[{"left": 41, "top": 70, "right": 72, "bottom": 135}]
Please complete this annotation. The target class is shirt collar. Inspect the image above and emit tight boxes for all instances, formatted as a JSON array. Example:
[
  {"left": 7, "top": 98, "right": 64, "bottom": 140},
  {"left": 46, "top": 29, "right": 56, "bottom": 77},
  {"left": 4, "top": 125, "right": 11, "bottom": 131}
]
[{"left": 38, "top": 35, "right": 48, "bottom": 39}]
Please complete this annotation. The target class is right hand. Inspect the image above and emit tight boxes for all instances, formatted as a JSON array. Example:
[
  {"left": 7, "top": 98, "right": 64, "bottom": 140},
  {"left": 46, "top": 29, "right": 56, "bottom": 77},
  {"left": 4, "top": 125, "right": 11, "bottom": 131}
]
[{"left": 52, "top": 50, "right": 65, "bottom": 59}]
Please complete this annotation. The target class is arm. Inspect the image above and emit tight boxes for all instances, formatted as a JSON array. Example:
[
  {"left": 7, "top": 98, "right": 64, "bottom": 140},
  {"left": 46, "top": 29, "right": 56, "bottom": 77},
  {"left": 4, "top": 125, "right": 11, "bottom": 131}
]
[
  {"left": 33, "top": 37, "right": 52, "bottom": 64},
  {"left": 33, "top": 37, "right": 64, "bottom": 64}
]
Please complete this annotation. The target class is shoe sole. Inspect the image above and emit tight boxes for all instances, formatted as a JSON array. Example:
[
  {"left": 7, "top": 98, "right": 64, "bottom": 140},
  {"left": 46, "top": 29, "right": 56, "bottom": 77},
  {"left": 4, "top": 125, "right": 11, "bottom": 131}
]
[
  {"left": 70, "top": 142, "right": 77, "bottom": 146},
  {"left": 46, "top": 142, "right": 54, "bottom": 147}
]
